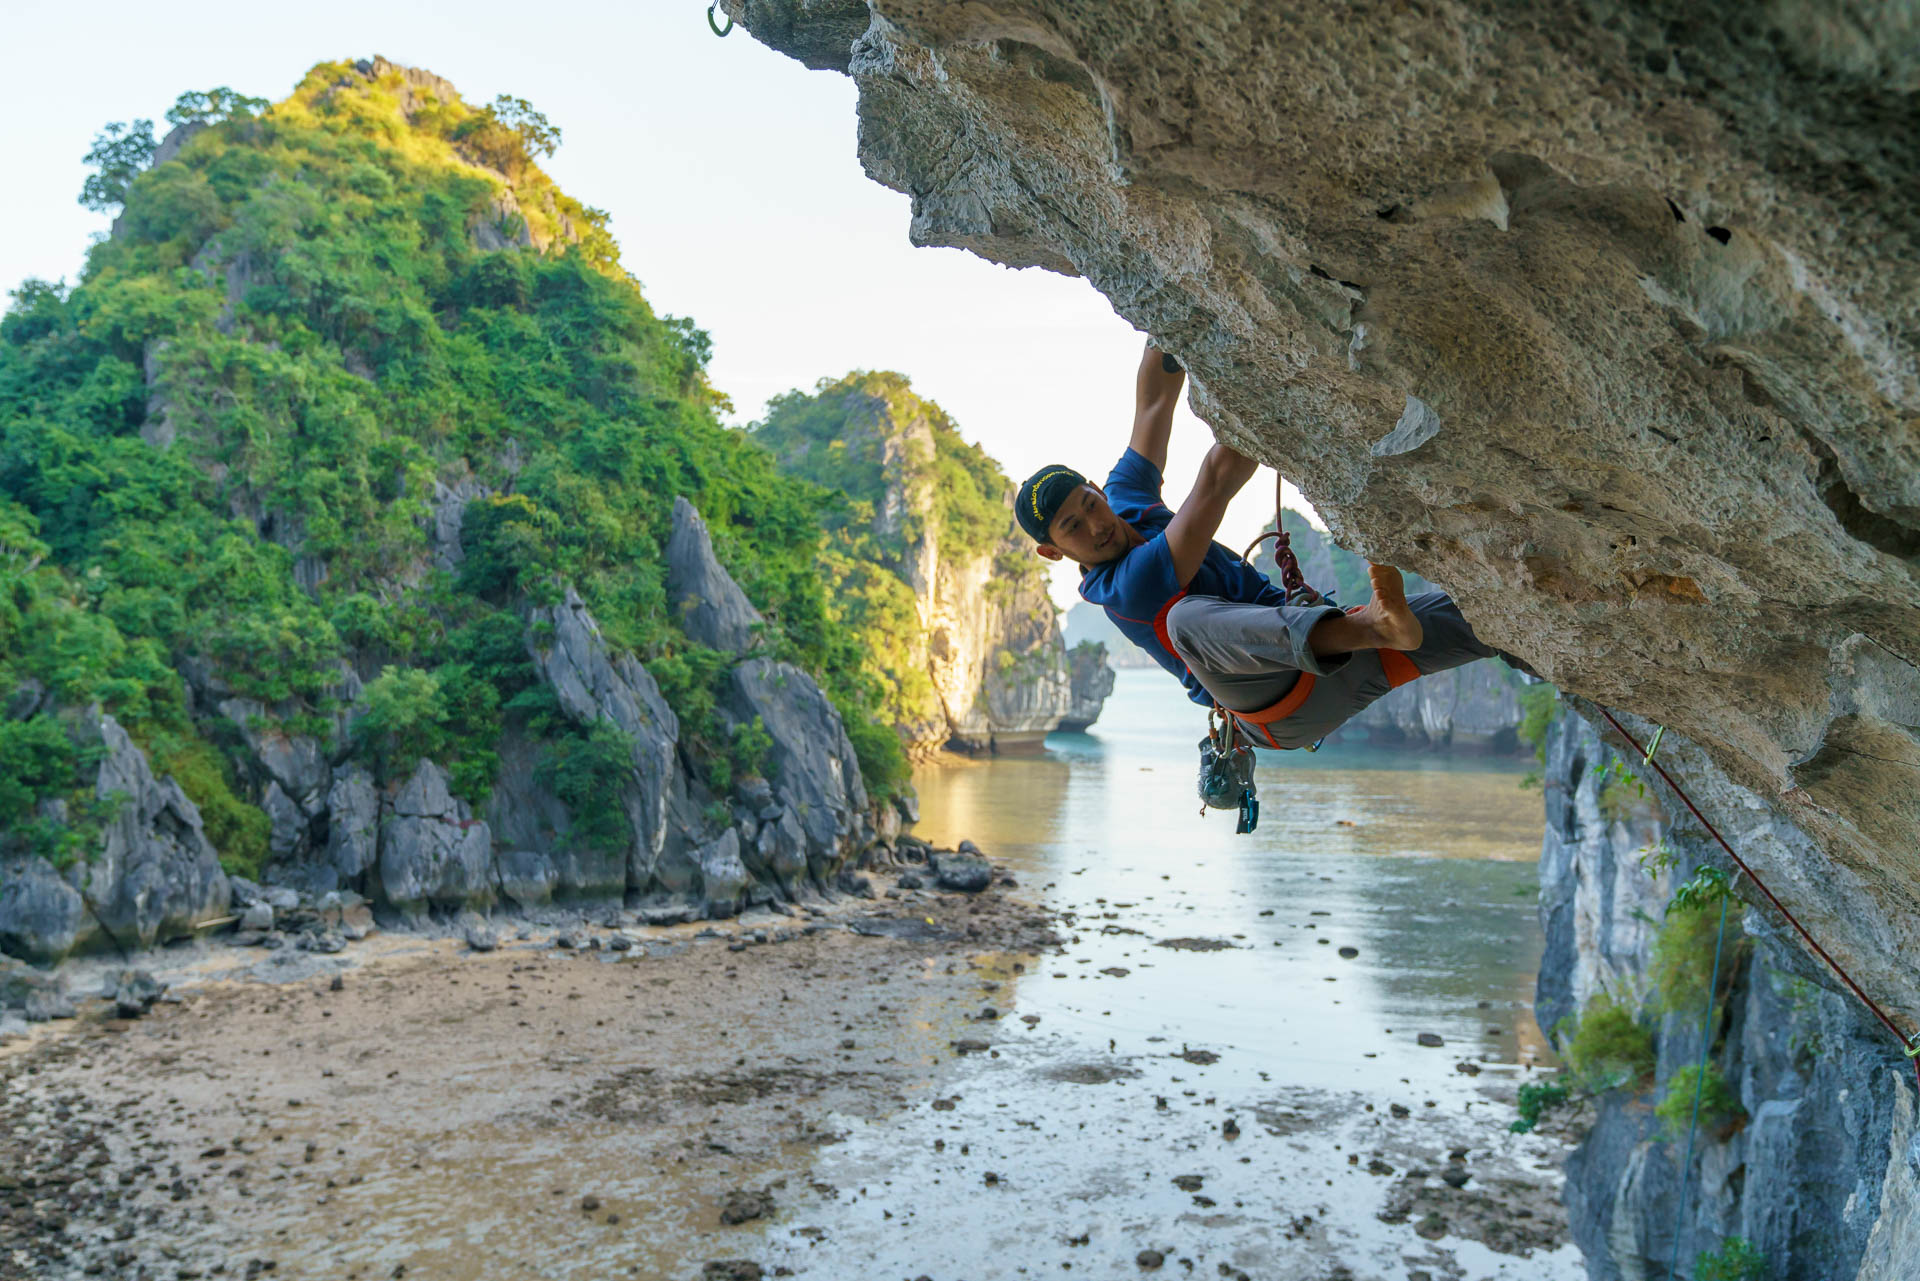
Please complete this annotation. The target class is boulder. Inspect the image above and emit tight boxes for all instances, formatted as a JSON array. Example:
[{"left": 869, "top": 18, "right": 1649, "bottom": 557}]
[
  {"left": 322, "top": 765, "right": 380, "bottom": 888},
  {"left": 0, "top": 957, "right": 65, "bottom": 1011},
  {"left": 23, "top": 988, "right": 76, "bottom": 1022},
  {"left": 728, "top": 657, "right": 871, "bottom": 878},
  {"left": 494, "top": 845, "right": 559, "bottom": 910},
  {"left": 111, "top": 968, "right": 165, "bottom": 1019},
  {"left": 377, "top": 759, "right": 494, "bottom": 914},
  {"left": 76, "top": 716, "right": 230, "bottom": 957},
  {"left": 0, "top": 855, "right": 87, "bottom": 963},
  {"left": 748, "top": 807, "right": 808, "bottom": 898},
  {"left": 666, "top": 496, "right": 764, "bottom": 654},
  {"left": 929, "top": 849, "right": 992, "bottom": 894},
  {"left": 692, "top": 830, "right": 751, "bottom": 916}
]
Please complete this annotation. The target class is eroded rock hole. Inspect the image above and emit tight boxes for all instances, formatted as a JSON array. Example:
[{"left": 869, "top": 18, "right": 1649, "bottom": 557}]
[
  {"left": 1665, "top": 197, "right": 1686, "bottom": 223},
  {"left": 1811, "top": 439, "right": 1920, "bottom": 561},
  {"left": 1706, "top": 226, "right": 1732, "bottom": 245}
]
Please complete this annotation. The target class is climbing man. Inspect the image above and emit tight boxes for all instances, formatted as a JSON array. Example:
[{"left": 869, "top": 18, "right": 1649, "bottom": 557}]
[{"left": 1016, "top": 341, "right": 1515, "bottom": 755}]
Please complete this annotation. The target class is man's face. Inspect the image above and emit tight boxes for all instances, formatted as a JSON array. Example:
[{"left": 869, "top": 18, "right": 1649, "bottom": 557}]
[{"left": 1038, "top": 483, "right": 1131, "bottom": 567}]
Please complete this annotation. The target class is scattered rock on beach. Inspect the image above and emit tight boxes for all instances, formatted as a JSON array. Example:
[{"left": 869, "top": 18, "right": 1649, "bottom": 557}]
[
  {"left": 929, "top": 850, "right": 991, "bottom": 893},
  {"left": 1416, "top": 1032, "right": 1445, "bottom": 1047},
  {"left": 719, "top": 1187, "right": 774, "bottom": 1225}
]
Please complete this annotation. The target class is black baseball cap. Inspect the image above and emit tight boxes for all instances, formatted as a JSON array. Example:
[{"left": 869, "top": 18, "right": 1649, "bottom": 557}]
[{"left": 1015, "top": 464, "right": 1087, "bottom": 544}]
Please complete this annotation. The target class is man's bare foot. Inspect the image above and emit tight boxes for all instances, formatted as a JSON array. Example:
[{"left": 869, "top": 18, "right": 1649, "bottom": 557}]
[{"left": 1358, "top": 563, "right": 1423, "bottom": 651}]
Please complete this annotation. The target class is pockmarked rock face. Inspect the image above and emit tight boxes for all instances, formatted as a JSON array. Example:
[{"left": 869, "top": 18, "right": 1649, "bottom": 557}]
[{"left": 727, "top": 0, "right": 1920, "bottom": 1022}]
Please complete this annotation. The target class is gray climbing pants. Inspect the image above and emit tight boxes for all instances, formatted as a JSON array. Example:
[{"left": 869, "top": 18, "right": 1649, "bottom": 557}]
[{"left": 1163, "top": 591, "right": 1501, "bottom": 750}]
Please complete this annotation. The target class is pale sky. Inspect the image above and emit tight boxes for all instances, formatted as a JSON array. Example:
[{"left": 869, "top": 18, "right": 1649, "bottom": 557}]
[{"left": 0, "top": 0, "right": 1309, "bottom": 606}]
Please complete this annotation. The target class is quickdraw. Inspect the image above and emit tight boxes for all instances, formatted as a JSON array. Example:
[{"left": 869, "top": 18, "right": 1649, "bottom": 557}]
[
  {"left": 707, "top": 2, "right": 733, "bottom": 36},
  {"left": 1197, "top": 706, "right": 1260, "bottom": 833}
]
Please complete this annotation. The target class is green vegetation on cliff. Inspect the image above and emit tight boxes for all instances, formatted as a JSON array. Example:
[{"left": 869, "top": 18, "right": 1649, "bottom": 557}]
[
  {"left": 751, "top": 371, "right": 1046, "bottom": 740},
  {"left": 1, "top": 60, "right": 909, "bottom": 870}
]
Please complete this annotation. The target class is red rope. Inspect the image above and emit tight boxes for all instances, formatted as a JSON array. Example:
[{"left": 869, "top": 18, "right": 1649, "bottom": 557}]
[
  {"left": 1594, "top": 705, "right": 1920, "bottom": 1092},
  {"left": 1241, "top": 528, "right": 1322, "bottom": 605}
]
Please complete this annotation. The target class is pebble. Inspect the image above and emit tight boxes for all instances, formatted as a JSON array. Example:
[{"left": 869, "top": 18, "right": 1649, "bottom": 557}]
[
  {"left": 1136, "top": 1249, "right": 1165, "bottom": 1270},
  {"left": 1416, "top": 1032, "right": 1445, "bottom": 1047}
]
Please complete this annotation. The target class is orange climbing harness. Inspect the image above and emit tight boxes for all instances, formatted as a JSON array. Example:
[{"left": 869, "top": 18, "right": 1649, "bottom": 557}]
[{"left": 1217, "top": 528, "right": 1419, "bottom": 751}]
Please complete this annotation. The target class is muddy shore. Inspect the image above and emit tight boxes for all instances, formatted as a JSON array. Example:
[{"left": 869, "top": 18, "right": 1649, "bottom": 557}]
[{"left": 1, "top": 857, "right": 1578, "bottom": 1281}]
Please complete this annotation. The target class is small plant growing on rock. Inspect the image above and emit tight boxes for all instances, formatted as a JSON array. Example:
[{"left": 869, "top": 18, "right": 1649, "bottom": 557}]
[
  {"left": 1508, "top": 1078, "right": 1572, "bottom": 1133},
  {"left": 1694, "top": 1235, "right": 1767, "bottom": 1280},
  {"left": 1593, "top": 758, "right": 1649, "bottom": 824},
  {"left": 1561, "top": 991, "right": 1656, "bottom": 1091},
  {"left": 1651, "top": 870, "right": 1745, "bottom": 1015},
  {"left": 1657, "top": 1063, "right": 1747, "bottom": 1141}
]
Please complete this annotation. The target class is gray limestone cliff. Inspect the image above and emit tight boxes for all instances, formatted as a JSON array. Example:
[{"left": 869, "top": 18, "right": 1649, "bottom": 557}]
[
  {"left": 729, "top": 0, "right": 1920, "bottom": 1027},
  {"left": 753, "top": 370, "right": 1111, "bottom": 752},
  {"left": 1537, "top": 708, "right": 1918, "bottom": 1279},
  {"left": 0, "top": 714, "right": 230, "bottom": 962},
  {"left": 1059, "top": 641, "right": 1116, "bottom": 733},
  {"left": 0, "top": 501, "right": 876, "bottom": 962}
]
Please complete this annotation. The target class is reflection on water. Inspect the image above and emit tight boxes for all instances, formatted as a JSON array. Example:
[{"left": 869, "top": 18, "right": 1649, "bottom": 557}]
[
  {"left": 758, "top": 670, "right": 1579, "bottom": 1279},
  {"left": 913, "top": 670, "right": 1553, "bottom": 1081}
]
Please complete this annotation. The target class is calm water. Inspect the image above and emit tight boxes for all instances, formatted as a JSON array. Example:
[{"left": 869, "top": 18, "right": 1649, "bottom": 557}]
[
  {"left": 757, "top": 669, "right": 1579, "bottom": 1279},
  {"left": 913, "top": 669, "right": 1554, "bottom": 1084}
]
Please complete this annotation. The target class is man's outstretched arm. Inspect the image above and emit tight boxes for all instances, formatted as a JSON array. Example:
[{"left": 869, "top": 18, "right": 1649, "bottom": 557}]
[
  {"left": 1165, "top": 441, "right": 1258, "bottom": 586},
  {"left": 1129, "top": 341, "right": 1185, "bottom": 473}
]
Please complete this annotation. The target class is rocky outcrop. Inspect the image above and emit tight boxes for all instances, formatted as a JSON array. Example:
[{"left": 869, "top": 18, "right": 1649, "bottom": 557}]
[
  {"left": 946, "top": 539, "right": 1074, "bottom": 751},
  {"left": 1059, "top": 641, "right": 1116, "bottom": 732},
  {"left": 753, "top": 372, "right": 1112, "bottom": 751},
  {"left": 0, "top": 716, "right": 229, "bottom": 962},
  {"left": 668, "top": 496, "right": 873, "bottom": 878},
  {"left": 729, "top": 0, "right": 1920, "bottom": 1035},
  {"left": 525, "top": 582, "right": 683, "bottom": 887},
  {"left": 0, "top": 511, "right": 889, "bottom": 956},
  {"left": 1538, "top": 708, "right": 1919, "bottom": 1279},
  {"left": 377, "top": 759, "right": 494, "bottom": 915},
  {"left": 665, "top": 496, "right": 765, "bottom": 654}
]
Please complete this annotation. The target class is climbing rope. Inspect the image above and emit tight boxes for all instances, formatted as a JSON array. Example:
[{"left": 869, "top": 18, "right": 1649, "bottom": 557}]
[
  {"left": 1240, "top": 528, "right": 1325, "bottom": 606},
  {"left": 1594, "top": 704, "right": 1920, "bottom": 1095},
  {"left": 1669, "top": 889, "right": 1732, "bottom": 1279},
  {"left": 707, "top": 2, "right": 732, "bottom": 36}
]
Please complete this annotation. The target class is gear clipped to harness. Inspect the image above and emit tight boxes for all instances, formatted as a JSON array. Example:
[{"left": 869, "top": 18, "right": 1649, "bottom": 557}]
[{"left": 1198, "top": 709, "right": 1260, "bottom": 834}]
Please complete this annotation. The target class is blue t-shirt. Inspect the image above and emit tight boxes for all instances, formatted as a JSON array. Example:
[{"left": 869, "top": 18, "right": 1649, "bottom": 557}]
[{"left": 1079, "top": 448, "right": 1286, "bottom": 705}]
